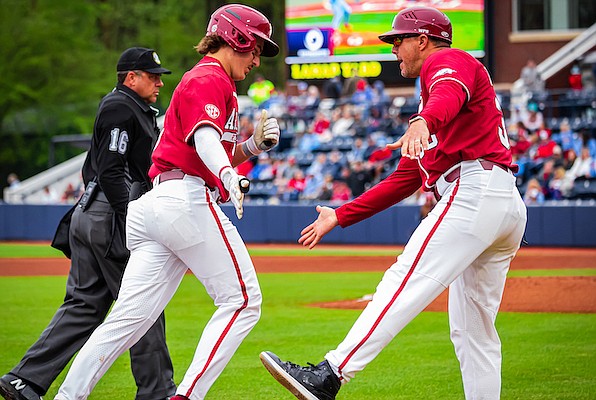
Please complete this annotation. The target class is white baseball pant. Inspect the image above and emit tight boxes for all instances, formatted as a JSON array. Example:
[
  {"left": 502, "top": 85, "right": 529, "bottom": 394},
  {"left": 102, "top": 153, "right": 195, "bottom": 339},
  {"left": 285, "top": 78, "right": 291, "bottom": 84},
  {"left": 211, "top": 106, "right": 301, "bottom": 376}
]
[
  {"left": 325, "top": 160, "right": 527, "bottom": 400},
  {"left": 55, "top": 175, "right": 261, "bottom": 400}
]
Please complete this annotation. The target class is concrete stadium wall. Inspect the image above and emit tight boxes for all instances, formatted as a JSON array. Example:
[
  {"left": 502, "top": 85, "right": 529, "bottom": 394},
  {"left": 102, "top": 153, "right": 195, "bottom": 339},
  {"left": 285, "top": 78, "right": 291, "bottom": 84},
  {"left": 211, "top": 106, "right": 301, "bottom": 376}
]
[{"left": 1, "top": 203, "right": 595, "bottom": 247}]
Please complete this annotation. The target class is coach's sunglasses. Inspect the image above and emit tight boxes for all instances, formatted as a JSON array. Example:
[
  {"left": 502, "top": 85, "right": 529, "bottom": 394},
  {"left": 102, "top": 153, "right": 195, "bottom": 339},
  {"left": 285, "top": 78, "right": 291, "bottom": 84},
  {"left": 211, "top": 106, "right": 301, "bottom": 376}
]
[{"left": 393, "top": 34, "right": 421, "bottom": 46}]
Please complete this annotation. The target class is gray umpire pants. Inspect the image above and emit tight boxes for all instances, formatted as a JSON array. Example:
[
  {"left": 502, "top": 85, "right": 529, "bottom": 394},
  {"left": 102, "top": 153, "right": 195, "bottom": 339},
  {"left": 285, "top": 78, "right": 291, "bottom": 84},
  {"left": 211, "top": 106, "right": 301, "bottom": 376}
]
[{"left": 11, "top": 193, "right": 176, "bottom": 399}]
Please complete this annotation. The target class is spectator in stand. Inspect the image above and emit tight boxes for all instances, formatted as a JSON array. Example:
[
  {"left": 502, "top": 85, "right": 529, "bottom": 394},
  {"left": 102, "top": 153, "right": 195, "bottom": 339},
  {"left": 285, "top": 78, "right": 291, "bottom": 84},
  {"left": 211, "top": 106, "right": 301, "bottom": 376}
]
[
  {"left": 345, "top": 160, "right": 373, "bottom": 197},
  {"left": 323, "top": 76, "right": 343, "bottom": 99},
  {"left": 330, "top": 104, "right": 355, "bottom": 137},
  {"left": 330, "top": 180, "right": 352, "bottom": 203},
  {"left": 416, "top": 188, "right": 437, "bottom": 220},
  {"left": 508, "top": 121, "right": 532, "bottom": 156},
  {"left": 519, "top": 58, "right": 544, "bottom": 94},
  {"left": 318, "top": 173, "right": 334, "bottom": 201},
  {"left": 521, "top": 101, "right": 544, "bottom": 133},
  {"left": 247, "top": 73, "right": 275, "bottom": 106},
  {"left": 567, "top": 147, "right": 594, "bottom": 180},
  {"left": 580, "top": 129, "right": 596, "bottom": 158},
  {"left": 7, "top": 173, "right": 21, "bottom": 189},
  {"left": 274, "top": 154, "right": 301, "bottom": 192},
  {"left": 563, "top": 149, "right": 578, "bottom": 171},
  {"left": 523, "top": 178, "right": 546, "bottom": 205},
  {"left": 581, "top": 61, "right": 596, "bottom": 89},
  {"left": 297, "top": 130, "right": 322, "bottom": 153},
  {"left": 366, "top": 105, "right": 395, "bottom": 136},
  {"left": 284, "top": 169, "right": 306, "bottom": 201},
  {"left": 351, "top": 107, "right": 369, "bottom": 137},
  {"left": 302, "top": 172, "right": 325, "bottom": 200},
  {"left": 39, "top": 185, "right": 60, "bottom": 204},
  {"left": 552, "top": 119, "right": 582, "bottom": 158},
  {"left": 307, "top": 153, "right": 328, "bottom": 177},
  {"left": 368, "top": 136, "right": 393, "bottom": 165},
  {"left": 312, "top": 111, "right": 331, "bottom": 134},
  {"left": 350, "top": 79, "right": 373, "bottom": 107},
  {"left": 61, "top": 183, "right": 80, "bottom": 204},
  {"left": 239, "top": 114, "right": 255, "bottom": 143},
  {"left": 531, "top": 124, "right": 557, "bottom": 161},
  {"left": 538, "top": 158, "right": 556, "bottom": 191},
  {"left": 304, "top": 85, "right": 321, "bottom": 114},
  {"left": 362, "top": 134, "right": 380, "bottom": 161},
  {"left": 371, "top": 80, "right": 391, "bottom": 109},
  {"left": 248, "top": 152, "right": 275, "bottom": 181},
  {"left": 569, "top": 62, "right": 583, "bottom": 90},
  {"left": 548, "top": 166, "right": 573, "bottom": 200},
  {"left": 347, "top": 137, "right": 369, "bottom": 163},
  {"left": 322, "top": 150, "right": 346, "bottom": 180}
]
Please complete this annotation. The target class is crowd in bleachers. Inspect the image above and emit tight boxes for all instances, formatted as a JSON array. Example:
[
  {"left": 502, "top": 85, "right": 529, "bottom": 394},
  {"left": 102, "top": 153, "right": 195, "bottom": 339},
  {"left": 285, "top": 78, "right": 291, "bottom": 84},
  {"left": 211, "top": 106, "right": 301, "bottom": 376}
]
[{"left": 238, "top": 77, "right": 596, "bottom": 205}]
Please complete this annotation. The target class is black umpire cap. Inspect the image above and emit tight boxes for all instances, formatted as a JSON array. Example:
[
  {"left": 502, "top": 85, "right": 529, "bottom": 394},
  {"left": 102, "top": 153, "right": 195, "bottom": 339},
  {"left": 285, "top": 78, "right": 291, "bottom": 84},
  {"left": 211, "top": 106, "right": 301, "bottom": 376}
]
[{"left": 117, "top": 47, "right": 171, "bottom": 74}]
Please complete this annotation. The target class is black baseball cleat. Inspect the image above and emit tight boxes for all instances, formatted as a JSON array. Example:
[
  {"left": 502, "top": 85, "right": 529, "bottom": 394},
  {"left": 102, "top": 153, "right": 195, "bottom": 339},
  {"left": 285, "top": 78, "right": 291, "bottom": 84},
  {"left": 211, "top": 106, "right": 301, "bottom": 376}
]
[
  {"left": 0, "top": 374, "right": 42, "bottom": 400},
  {"left": 260, "top": 351, "right": 341, "bottom": 400}
]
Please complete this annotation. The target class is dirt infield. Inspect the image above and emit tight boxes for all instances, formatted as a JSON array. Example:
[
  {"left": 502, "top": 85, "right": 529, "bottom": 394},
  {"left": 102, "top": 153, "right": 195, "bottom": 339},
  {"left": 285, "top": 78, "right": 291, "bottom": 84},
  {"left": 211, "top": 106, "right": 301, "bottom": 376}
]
[{"left": 0, "top": 245, "right": 594, "bottom": 313}]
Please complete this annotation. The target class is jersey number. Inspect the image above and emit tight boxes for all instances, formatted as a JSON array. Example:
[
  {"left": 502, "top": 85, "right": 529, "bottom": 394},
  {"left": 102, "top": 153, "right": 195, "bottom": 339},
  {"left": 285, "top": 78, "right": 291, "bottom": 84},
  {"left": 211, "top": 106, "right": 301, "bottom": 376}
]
[
  {"left": 109, "top": 128, "right": 129, "bottom": 155},
  {"left": 495, "top": 98, "right": 510, "bottom": 150}
]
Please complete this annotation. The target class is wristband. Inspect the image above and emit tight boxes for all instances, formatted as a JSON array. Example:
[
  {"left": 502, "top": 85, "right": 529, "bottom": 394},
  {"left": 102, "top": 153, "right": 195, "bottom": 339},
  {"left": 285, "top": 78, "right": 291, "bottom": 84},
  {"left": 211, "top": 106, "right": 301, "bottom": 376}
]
[
  {"left": 408, "top": 115, "right": 427, "bottom": 125},
  {"left": 241, "top": 136, "right": 262, "bottom": 157}
]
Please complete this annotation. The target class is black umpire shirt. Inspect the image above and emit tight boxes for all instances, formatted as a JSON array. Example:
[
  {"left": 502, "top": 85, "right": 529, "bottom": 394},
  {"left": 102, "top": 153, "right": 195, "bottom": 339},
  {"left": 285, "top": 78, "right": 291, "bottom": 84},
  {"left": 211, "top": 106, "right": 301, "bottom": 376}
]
[{"left": 82, "top": 83, "right": 160, "bottom": 216}]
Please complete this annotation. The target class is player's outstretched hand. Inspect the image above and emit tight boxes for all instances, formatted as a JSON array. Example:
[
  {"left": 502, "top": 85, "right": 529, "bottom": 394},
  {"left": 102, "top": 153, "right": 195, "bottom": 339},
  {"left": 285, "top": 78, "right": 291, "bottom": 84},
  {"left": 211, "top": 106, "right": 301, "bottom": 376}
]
[
  {"left": 221, "top": 167, "right": 246, "bottom": 219},
  {"left": 387, "top": 118, "right": 429, "bottom": 159},
  {"left": 298, "top": 205, "right": 339, "bottom": 249}
]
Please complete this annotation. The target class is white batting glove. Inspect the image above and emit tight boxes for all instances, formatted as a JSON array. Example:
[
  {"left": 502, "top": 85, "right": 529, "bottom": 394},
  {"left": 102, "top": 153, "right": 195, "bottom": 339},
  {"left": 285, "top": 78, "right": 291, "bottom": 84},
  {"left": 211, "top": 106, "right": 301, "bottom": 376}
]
[
  {"left": 220, "top": 167, "right": 246, "bottom": 219},
  {"left": 243, "top": 109, "right": 280, "bottom": 156}
]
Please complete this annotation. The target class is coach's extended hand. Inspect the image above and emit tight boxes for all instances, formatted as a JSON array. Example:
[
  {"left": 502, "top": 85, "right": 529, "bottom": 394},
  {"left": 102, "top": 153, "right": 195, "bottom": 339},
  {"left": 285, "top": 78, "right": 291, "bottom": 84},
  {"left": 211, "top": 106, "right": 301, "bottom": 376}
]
[{"left": 298, "top": 205, "right": 339, "bottom": 249}]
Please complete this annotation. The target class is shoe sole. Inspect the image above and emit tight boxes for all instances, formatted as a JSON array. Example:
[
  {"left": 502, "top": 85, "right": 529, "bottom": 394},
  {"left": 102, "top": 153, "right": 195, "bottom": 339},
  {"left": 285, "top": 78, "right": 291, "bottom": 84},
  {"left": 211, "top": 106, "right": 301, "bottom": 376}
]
[
  {"left": 259, "top": 351, "right": 318, "bottom": 400},
  {"left": 0, "top": 382, "right": 22, "bottom": 400}
]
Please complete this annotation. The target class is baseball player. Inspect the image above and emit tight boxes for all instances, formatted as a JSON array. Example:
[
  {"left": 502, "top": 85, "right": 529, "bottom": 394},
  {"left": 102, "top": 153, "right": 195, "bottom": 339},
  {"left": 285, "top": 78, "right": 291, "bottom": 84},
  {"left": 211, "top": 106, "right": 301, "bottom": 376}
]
[
  {"left": 53, "top": 4, "right": 279, "bottom": 400},
  {"left": 0, "top": 47, "right": 176, "bottom": 400},
  {"left": 260, "top": 6, "right": 527, "bottom": 400}
]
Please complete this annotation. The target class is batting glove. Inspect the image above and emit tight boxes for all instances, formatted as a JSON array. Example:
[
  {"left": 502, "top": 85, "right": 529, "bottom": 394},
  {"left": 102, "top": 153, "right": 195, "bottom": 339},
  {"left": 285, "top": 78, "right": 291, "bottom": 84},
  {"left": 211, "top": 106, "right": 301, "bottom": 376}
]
[
  {"left": 220, "top": 167, "right": 246, "bottom": 219},
  {"left": 243, "top": 109, "right": 280, "bottom": 156}
]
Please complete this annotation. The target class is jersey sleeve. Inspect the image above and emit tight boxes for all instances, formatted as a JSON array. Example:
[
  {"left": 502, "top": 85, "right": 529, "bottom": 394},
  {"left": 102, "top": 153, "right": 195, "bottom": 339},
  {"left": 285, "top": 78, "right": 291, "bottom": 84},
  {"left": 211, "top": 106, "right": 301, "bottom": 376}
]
[
  {"left": 418, "top": 52, "right": 475, "bottom": 132},
  {"left": 335, "top": 157, "right": 422, "bottom": 228},
  {"left": 94, "top": 104, "right": 137, "bottom": 215},
  {"left": 178, "top": 74, "right": 229, "bottom": 143}
]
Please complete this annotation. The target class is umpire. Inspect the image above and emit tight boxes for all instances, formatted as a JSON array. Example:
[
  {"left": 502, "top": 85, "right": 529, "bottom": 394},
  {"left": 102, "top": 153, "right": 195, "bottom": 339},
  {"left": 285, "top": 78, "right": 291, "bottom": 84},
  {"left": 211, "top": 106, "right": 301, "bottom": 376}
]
[{"left": 0, "top": 47, "right": 176, "bottom": 400}]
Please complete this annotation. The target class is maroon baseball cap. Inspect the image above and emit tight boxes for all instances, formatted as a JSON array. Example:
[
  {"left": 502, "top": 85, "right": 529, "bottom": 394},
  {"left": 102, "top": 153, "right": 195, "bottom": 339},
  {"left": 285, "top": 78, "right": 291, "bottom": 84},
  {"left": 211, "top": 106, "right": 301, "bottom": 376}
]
[{"left": 116, "top": 47, "right": 171, "bottom": 74}]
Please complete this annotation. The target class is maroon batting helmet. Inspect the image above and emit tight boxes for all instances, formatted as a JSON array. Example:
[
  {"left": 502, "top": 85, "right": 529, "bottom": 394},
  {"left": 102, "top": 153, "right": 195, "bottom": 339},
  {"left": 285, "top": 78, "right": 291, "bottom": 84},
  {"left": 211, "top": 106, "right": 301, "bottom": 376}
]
[
  {"left": 207, "top": 4, "right": 279, "bottom": 57},
  {"left": 379, "top": 6, "right": 452, "bottom": 44}
]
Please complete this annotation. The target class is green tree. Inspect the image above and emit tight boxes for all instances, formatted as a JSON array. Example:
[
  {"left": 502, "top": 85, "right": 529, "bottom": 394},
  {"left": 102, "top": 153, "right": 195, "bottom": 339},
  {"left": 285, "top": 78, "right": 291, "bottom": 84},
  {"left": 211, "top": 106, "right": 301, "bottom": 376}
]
[{"left": 0, "top": 0, "right": 286, "bottom": 188}]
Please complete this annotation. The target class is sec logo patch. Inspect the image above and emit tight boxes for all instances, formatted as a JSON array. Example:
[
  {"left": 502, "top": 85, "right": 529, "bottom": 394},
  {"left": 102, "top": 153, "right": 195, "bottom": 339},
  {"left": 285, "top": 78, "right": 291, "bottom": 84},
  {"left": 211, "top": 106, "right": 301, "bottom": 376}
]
[{"left": 205, "top": 104, "right": 220, "bottom": 119}]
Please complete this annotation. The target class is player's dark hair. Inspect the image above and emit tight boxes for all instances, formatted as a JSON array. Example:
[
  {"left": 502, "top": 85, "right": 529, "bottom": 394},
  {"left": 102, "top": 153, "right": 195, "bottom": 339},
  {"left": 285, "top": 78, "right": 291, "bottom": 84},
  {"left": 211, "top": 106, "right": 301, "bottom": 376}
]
[
  {"left": 195, "top": 35, "right": 228, "bottom": 55},
  {"left": 428, "top": 36, "right": 451, "bottom": 48},
  {"left": 117, "top": 71, "right": 129, "bottom": 84}
]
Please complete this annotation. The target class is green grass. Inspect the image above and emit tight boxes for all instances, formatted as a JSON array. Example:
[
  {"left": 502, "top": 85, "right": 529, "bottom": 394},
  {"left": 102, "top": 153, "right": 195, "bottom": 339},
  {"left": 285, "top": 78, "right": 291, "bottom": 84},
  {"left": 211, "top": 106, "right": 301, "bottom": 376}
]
[
  {"left": 0, "top": 272, "right": 594, "bottom": 399},
  {"left": 0, "top": 243, "right": 64, "bottom": 258},
  {"left": 0, "top": 242, "right": 401, "bottom": 258}
]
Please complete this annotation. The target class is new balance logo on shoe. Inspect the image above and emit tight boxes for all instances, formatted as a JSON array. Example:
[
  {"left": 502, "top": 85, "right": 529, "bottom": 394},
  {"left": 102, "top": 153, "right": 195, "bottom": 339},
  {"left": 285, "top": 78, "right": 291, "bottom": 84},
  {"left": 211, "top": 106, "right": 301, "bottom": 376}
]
[
  {"left": 0, "top": 373, "right": 43, "bottom": 400},
  {"left": 9, "top": 379, "right": 25, "bottom": 391}
]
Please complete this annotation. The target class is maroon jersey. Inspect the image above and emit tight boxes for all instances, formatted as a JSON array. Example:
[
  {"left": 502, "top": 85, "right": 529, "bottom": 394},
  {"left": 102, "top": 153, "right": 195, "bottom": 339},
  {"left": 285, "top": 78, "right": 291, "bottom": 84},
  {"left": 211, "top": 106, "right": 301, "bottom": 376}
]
[
  {"left": 336, "top": 48, "right": 515, "bottom": 227},
  {"left": 415, "top": 48, "right": 515, "bottom": 191},
  {"left": 149, "top": 56, "right": 239, "bottom": 201}
]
